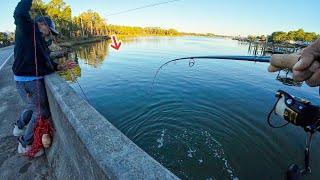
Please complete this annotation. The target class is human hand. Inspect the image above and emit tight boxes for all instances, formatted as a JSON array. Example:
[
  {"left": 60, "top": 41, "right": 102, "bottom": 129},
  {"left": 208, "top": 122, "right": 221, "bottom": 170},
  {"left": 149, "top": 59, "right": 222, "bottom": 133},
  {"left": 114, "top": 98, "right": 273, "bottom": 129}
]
[
  {"left": 292, "top": 39, "right": 320, "bottom": 86},
  {"left": 268, "top": 39, "right": 320, "bottom": 87}
]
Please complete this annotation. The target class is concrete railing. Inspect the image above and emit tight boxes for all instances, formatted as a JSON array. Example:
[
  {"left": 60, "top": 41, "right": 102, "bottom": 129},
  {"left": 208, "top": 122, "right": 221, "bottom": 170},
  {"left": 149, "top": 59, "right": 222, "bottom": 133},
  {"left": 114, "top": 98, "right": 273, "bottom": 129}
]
[{"left": 45, "top": 73, "right": 179, "bottom": 180}]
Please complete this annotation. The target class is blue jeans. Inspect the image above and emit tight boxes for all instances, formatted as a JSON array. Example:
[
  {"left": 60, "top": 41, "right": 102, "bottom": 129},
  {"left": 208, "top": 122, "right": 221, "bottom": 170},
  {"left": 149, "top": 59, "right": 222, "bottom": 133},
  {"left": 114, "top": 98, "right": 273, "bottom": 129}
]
[{"left": 15, "top": 79, "right": 50, "bottom": 147}]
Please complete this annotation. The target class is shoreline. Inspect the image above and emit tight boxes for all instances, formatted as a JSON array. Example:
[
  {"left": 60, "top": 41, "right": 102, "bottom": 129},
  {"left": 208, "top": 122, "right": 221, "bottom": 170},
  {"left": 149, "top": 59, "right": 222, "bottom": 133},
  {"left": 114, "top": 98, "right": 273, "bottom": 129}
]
[
  {"left": 115, "top": 34, "right": 229, "bottom": 39},
  {"left": 57, "top": 36, "right": 110, "bottom": 48},
  {"left": 50, "top": 36, "right": 110, "bottom": 59}
]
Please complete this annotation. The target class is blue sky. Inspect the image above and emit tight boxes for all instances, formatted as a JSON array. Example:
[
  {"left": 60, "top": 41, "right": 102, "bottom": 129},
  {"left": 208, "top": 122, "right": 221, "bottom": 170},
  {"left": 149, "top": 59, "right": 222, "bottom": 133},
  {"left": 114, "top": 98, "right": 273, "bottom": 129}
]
[{"left": 1, "top": 0, "right": 319, "bottom": 36}]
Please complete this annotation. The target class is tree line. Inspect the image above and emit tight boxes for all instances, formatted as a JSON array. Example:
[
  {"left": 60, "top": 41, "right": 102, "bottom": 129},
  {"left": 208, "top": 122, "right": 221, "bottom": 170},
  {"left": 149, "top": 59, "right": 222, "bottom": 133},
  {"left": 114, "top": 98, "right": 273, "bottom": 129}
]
[
  {"left": 31, "top": 0, "right": 211, "bottom": 39},
  {"left": 30, "top": 0, "right": 191, "bottom": 39},
  {"left": 269, "top": 29, "right": 320, "bottom": 43},
  {"left": 107, "top": 25, "right": 180, "bottom": 36},
  {"left": 1, "top": 0, "right": 217, "bottom": 48},
  {"left": 31, "top": 0, "right": 108, "bottom": 39},
  {"left": 245, "top": 29, "right": 320, "bottom": 43}
]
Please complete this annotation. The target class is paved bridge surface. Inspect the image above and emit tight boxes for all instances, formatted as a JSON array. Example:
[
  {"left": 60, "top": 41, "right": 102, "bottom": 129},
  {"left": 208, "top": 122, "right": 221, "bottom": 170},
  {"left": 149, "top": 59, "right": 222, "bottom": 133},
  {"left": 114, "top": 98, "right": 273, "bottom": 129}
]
[{"left": 0, "top": 46, "right": 53, "bottom": 180}]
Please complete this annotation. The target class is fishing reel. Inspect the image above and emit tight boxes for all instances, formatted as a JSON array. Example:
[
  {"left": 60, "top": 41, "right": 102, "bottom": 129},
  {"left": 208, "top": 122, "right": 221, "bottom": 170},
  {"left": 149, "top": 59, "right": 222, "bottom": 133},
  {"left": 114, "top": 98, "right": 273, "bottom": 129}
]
[
  {"left": 269, "top": 90, "right": 320, "bottom": 129},
  {"left": 268, "top": 90, "right": 320, "bottom": 180}
]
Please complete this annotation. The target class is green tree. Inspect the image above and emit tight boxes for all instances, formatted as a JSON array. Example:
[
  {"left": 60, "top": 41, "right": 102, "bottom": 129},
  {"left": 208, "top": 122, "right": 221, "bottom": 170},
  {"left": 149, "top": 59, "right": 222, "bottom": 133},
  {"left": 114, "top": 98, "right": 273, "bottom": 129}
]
[
  {"left": 304, "top": 32, "right": 318, "bottom": 42},
  {"left": 0, "top": 32, "right": 8, "bottom": 43},
  {"left": 247, "top": 35, "right": 257, "bottom": 42},
  {"left": 75, "top": 10, "right": 108, "bottom": 37},
  {"left": 46, "top": 0, "right": 72, "bottom": 37},
  {"left": 287, "top": 31, "right": 295, "bottom": 41},
  {"left": 167, "top": 28, "right": 179, "bottom": 36},
  {"left": 31, "top": 0, "right": 47, "bottom": 17},
  {"left": 271, "top": 31, "right": 288, "bottom": 43},
  {"left": 294, "top": 29, "right": 305, "bottom": 41}
]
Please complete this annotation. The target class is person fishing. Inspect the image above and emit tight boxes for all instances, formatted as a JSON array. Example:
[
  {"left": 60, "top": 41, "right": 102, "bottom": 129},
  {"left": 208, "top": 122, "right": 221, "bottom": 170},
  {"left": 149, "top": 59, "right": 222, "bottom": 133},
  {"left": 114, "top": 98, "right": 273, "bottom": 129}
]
[
  {"left": 268, "top": 39, "right": 320, "bottom": 86},
  {"left": 12, "top": 0, "right": 75, "bottom": 156}
]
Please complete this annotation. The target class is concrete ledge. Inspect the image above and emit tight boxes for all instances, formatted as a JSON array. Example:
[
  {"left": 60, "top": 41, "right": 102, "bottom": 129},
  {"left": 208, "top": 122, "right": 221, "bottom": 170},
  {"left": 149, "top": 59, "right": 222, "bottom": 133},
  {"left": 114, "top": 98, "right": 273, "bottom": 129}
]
[{"left": 45, "top": 73, "right": 179, "bottom": 179}]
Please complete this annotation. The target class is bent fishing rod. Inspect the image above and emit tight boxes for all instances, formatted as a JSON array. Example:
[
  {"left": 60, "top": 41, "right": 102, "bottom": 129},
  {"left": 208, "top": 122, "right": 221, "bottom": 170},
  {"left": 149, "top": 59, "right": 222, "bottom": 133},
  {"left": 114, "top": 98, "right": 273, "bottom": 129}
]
[
  {"left": 152, "top": 54, "right": 320, "bottom": 180},
  {"left": 151, "top": 54, "right": 300, "bottom": 90}
]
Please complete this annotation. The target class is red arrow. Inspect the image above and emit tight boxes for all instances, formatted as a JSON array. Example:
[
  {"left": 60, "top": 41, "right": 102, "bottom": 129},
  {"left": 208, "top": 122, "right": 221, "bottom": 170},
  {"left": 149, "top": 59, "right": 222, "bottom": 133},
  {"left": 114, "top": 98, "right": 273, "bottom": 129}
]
[{"left": 110, "top": 35, "right": 122, "bottom": 51}]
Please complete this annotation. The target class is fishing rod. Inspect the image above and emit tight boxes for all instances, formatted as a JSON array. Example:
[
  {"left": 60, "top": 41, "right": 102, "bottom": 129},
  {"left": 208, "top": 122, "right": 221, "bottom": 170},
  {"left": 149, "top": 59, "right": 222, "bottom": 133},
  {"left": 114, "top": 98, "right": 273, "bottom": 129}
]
[
  {"left": 151, "top": 55, "right": 320, "bottom": 180},
  {"left": 152, "top": 55, "right": 270, "bottom": 86},
  {"left": 151, "top": 55, "right": 300, "bottom": 92}
]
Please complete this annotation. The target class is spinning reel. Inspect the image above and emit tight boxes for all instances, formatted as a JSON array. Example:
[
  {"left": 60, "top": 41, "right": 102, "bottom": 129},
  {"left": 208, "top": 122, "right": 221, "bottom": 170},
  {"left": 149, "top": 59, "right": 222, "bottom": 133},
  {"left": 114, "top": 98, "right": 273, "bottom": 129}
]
[{"left": 268, "top": 90, "right": 320, "bottom": 180}]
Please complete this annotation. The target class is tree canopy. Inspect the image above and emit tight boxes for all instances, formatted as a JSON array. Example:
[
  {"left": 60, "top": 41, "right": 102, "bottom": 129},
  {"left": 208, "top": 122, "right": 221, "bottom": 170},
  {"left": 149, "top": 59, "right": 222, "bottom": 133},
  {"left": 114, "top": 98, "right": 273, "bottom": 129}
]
[
  {"left": 29, "top": 0, "right": 206, "bottom": 39},
  {"left": 107, "top": 25, "right": 180, "bottom": 36},
  {"left": 270, "top": 29, "right": 319, "bottom": 43},
  {"left": 0, "top": 32, "right": 14, "bottom": 47},
  {"left": 31, "top": 0, "right": 107, "bottom": 38}
]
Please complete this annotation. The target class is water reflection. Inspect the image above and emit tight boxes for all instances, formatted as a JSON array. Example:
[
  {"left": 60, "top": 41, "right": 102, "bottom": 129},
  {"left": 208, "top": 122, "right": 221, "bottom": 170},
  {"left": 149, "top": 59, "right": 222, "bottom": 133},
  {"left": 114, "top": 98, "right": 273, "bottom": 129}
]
[
  {"left": 58, "top": 40, "right": 110, "bottom": 82},
  {"left": 75, "top": 40, "right": 110, "bottom": 68},
  {"left": 57, "top": 53, "right": 82, "bottom": 82}
]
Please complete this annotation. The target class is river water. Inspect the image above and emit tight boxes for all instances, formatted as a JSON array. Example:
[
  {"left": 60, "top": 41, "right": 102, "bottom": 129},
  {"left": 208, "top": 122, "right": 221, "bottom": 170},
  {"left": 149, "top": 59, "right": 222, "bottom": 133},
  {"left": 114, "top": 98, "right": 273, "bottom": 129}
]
[{"left": 66, "top": 37, "right": 320, "bottom": 179}]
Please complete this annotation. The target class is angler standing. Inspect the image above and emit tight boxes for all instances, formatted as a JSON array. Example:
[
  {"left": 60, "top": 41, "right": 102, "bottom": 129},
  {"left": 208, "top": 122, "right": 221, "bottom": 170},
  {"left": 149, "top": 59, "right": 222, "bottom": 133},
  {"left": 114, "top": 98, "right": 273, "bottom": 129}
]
[{"left": 12, "top": 0, "right": 75, "bottom": 156}]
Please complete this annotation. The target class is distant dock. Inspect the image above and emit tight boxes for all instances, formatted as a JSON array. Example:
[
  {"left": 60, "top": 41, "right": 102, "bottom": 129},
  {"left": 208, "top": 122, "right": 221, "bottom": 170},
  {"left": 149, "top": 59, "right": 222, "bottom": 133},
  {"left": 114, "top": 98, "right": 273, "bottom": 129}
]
[
  {"left": 236, "top": 40, "right": 303, "bottom": 56},
  {"left": 248, "top": 42, "right": 300, "bottom": 55}
]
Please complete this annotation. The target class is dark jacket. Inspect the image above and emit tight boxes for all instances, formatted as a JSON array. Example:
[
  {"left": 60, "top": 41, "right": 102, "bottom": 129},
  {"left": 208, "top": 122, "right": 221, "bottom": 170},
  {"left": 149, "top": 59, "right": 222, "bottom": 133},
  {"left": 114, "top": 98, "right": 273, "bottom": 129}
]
[{"left": 13, "top": 0, "right": 58, "bottom": 77}]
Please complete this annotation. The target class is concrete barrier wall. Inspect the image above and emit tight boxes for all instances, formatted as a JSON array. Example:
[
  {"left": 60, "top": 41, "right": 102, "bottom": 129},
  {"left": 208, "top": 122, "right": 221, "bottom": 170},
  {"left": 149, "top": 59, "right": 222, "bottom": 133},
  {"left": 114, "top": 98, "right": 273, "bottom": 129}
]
[{"left": 44, "top": 73, "right": 179, "bottom": 180}]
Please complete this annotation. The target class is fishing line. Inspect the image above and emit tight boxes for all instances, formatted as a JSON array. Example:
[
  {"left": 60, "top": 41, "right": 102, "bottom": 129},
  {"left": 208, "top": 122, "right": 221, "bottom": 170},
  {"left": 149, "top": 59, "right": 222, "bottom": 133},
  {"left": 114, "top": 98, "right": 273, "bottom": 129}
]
[
  {"left": 73, "top": 73, "right": 91, "bottom": 102},
  {"left": 149, "top": 56, "right": 271, "bottom": 95},
  {"left": 106, "top": 0, "right": 182, "bottom": 17},
  {"left": 33, "top": 18, "right": 42, "bottom": 121}
]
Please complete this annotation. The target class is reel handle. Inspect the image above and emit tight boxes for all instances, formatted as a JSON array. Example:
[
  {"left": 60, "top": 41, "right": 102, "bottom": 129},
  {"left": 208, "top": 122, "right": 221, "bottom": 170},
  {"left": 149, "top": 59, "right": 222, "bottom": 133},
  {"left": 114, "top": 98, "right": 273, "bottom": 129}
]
[{"left": 271, "top": 54, "right": 301, "bottom": 70}]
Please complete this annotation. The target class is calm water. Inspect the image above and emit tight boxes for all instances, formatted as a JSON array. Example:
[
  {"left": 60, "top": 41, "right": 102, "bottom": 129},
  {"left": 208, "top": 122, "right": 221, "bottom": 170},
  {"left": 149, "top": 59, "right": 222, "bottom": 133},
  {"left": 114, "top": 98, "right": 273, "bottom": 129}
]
[{"left": 67, "top": 37, "right": 320, "bottom": 179}]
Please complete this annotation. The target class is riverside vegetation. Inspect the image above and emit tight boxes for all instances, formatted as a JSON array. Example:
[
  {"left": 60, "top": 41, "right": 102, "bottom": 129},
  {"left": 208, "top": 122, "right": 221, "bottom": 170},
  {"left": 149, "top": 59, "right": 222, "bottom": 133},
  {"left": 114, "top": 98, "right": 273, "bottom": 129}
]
[
  {"left": 29, "top": 0, "right": 215, "bottom": 44},
  {"left": 0, "top": 0, "right": 220, "bottom": 48},
  {"left": 244, "top": 29, "right": 320, "bottom": 43}
]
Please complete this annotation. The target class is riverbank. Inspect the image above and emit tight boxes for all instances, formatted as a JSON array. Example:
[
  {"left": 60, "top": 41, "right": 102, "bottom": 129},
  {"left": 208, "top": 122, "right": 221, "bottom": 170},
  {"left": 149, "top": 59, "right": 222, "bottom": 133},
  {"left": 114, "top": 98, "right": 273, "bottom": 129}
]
[
  {"left": 115, "top": 34, "right": 228, "bottom": 39},
  {"left": 48, "top": 36, "right": 110, "bottom": 59},
  {"left": 57, "top": 36, "right": 110, "bottom": 48}
]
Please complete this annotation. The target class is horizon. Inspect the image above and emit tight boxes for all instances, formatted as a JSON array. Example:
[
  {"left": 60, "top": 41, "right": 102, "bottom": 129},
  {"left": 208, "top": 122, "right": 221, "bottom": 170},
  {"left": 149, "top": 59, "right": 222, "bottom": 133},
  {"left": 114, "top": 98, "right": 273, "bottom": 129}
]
[{"left": 1, "top": 0, "right": 319, "bottom": 36}]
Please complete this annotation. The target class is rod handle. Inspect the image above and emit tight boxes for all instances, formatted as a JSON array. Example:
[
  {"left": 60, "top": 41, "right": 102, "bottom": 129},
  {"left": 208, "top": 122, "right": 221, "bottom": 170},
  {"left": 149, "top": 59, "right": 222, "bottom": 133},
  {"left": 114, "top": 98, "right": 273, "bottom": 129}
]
[{"left": 270, "top": 54, "right": 300, "bottom": 70}]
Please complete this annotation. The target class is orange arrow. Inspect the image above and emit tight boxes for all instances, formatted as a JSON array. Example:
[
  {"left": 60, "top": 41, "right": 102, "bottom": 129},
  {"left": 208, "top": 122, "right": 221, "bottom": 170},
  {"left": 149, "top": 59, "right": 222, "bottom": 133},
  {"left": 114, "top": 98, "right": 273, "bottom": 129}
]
[{"left": 110, "top": 35, "right": 122, "bottom": 51}]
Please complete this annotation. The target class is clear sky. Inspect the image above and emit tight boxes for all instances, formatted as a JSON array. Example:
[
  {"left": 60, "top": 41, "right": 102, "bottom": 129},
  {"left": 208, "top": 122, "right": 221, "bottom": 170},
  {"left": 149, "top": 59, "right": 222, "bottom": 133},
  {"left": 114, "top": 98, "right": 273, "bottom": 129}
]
[{"left": 1, "top": 0, "right": 319, "bottom": 36}]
